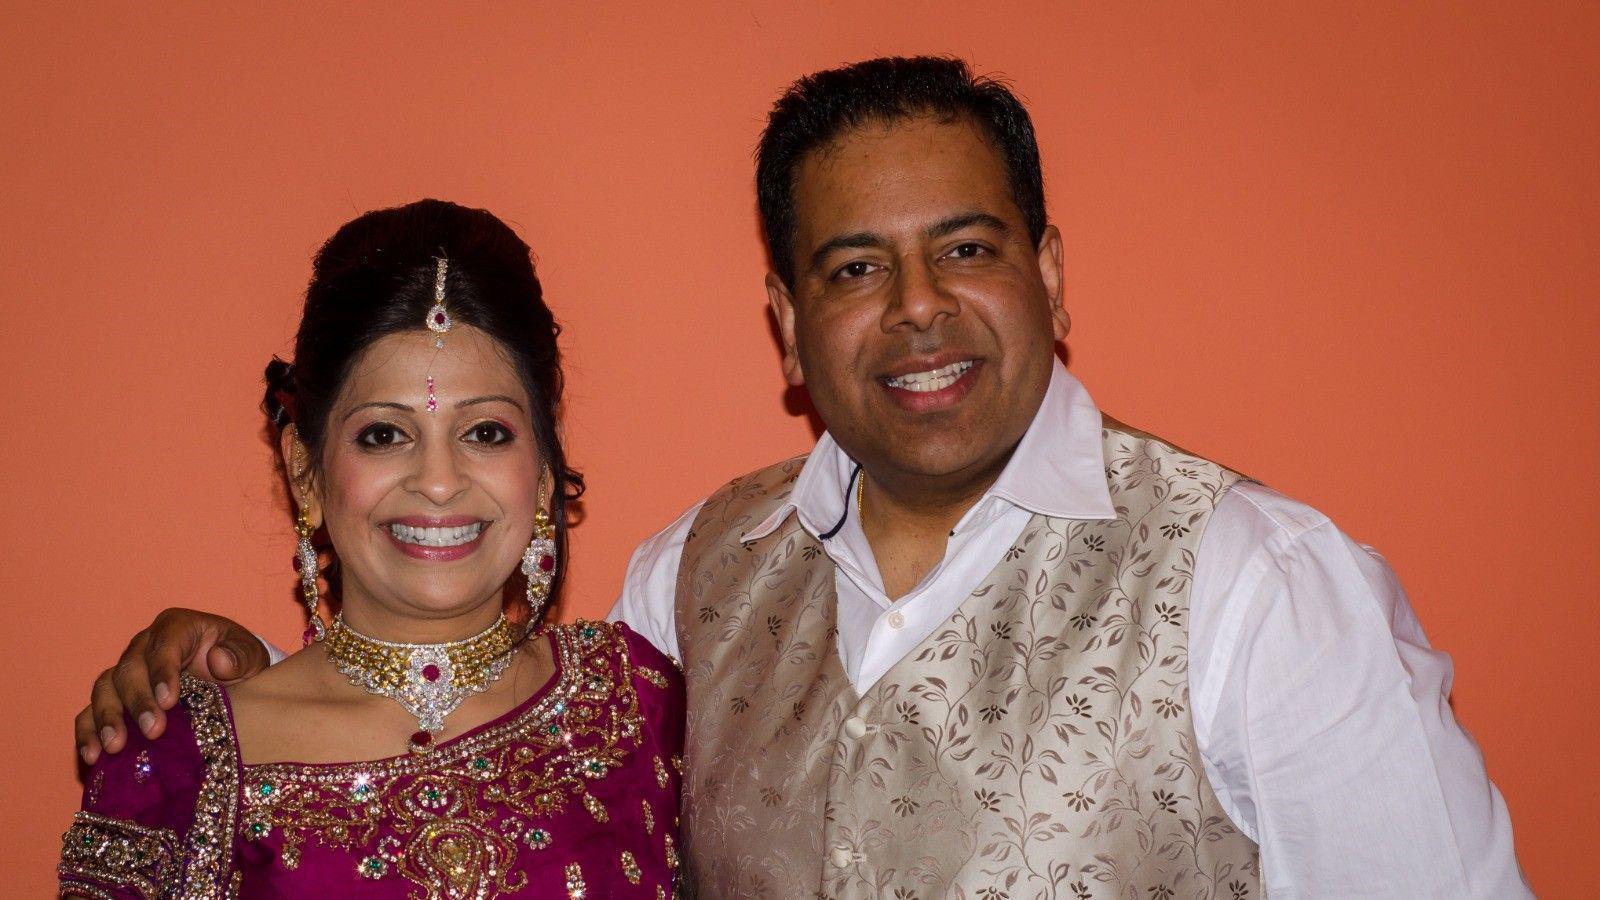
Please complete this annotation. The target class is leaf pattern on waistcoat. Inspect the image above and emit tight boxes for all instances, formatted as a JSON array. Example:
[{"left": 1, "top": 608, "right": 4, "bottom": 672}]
[{"left": 675, "top": 433, "right": 1262, "bottom": 899}]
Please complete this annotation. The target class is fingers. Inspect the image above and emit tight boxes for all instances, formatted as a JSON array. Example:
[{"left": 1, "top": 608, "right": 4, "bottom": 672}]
[
  {"left": 89, "top": 669, "right": 131, "bottom": 756},
  {"left": 208, "top": 621, "right": 271, "bottom": 682},
  {"left": 145, "top": 608, "right": 202, "bottom": 710},
  {"left": 110, "top": 650, "right": 164, "bottom": 741},
  {"left": 75, "top": 705, "right": 100, "bottom": 765}
]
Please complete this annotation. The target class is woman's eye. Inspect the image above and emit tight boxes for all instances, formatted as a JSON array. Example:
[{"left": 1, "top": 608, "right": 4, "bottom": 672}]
[
  {"left": 463, "top": 422, "right": 514, "bottom": 445},
  {"left": 356, "top": 423, "right": 409, "bottom": 447}
]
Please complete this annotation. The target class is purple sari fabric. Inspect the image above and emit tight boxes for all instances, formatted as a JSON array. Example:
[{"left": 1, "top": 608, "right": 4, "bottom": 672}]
[{"left": 60, "top": 621, "right": 685, "bottom": 899}]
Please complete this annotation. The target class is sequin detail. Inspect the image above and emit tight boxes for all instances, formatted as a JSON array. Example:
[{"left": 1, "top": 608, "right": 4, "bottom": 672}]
[
  {"left": 58, "top": 676, "right": 242, "bottom": 899},
  {"left": 240, "top": 622, "right": 650, "bottom": 900},
  {"left": 59, "top": 812, "right": 181, "bottom": 898},
  {"left": 620, "top": 849, "right": 641, "bottom": 884},
  {"left": 565, "top": 861, "right": 587, "bottom": 898}
]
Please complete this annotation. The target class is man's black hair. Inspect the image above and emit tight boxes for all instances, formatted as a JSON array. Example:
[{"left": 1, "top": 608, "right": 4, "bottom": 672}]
[{"left": 756, "top": 55, "right": 1047, "bottom": 287}]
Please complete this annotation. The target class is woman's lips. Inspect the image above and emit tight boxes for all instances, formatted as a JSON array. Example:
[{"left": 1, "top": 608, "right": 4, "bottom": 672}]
[{"left": 383, "top": 520, "right": 490, "bottom": 562}]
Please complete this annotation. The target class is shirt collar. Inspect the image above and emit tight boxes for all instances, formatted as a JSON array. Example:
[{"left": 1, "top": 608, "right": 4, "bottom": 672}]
[{"left": 739, "top": 359, "right": 1116, "bottom": 543}]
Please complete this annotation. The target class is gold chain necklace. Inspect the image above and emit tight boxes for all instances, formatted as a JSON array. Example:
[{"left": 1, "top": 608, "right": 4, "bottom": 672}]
[{"left": 324, "top": 612, "right": 526, "bottom": 754}]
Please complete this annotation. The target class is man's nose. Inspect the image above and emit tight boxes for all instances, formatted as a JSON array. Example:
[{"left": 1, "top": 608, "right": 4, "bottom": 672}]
[{"left": 884, "top": 256, "right": 959, "bottom": 331}]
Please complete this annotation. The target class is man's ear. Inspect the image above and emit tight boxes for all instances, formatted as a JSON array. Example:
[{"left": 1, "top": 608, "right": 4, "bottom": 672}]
[
  {"left": 766, "top": 272, "right": 806, "bottom": 388},
  {"left": 279, "top": 425, "right": 322, "bottom": 527},
  {"left": 1037, "top": 224, "right": 1070, "bottom": 342}
]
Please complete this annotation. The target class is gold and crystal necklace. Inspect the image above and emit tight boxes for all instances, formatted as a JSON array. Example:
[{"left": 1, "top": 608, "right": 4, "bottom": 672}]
[{"left": 324, "top": 612, "right": 526, "bottom": 754}]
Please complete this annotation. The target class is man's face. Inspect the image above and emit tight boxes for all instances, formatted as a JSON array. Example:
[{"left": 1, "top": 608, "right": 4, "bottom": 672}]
[{"left": 768, "top": 115, "right": 1067, "bottom": 492}]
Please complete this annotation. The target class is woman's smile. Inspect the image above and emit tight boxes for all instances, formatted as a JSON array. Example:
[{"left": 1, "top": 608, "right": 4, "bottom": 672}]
[{"left": 383, "top": 516, "right": 493, "bottom": 561}]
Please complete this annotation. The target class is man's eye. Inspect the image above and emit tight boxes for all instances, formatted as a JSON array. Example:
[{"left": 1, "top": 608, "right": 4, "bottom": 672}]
[
  {"left": 835, "top": 260, "right": 878, "bottom": 280},
  {"left": 356, "top": 423, "right": 408, "bottom": 447},
  {"left": 463, "top": 422, "right": 514, "bottom": 445},
  {"left": 947, "top": 242, "right": 987, "bottom": 259}
]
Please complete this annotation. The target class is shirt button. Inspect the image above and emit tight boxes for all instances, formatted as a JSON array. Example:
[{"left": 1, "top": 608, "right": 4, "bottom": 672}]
[
  {"left": 841, "top": 716, "right": 868, "bottom": 740},
  {"left": 886, "top": 611, "right": 906, "bottom": 629},
  {"left": 830, "top": 843, "right": 854, "bottom": 868}
]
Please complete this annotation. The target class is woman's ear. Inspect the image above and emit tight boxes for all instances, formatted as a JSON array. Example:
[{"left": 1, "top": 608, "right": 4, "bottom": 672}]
[
  {"left": 279, "top": 425, "right": 322, "bottom": 527},
  {"left": 538, "top": 465, "right": 555, "bottom": 513}
]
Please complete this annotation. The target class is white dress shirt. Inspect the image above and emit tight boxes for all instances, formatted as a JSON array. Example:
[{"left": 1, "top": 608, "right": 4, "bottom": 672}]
[{"left": 609, "top": 361, "right": 1531, "bottom": 899}]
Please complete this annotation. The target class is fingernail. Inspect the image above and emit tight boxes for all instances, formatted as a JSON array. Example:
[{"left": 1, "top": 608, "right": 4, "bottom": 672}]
[
  {"left": 155, "top": 682, "right": 172, "bottom": 704},
  {"left": 138, "top": 711, "right": 156, "bottom": 734},
  {"left": 99, "top": 727, "right": 116, "bottom": 747},
  {"left": 80, "top": 745, "right": 98, "bottom": 765}
]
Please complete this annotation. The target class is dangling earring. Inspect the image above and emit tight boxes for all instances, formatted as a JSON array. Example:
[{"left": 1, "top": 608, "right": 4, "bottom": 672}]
[
  {"left": 521, "top": 508, "right": 557, "bottom": 624},
  {"left": 296, "top": 506, "right": 326, "bottom": 645}
]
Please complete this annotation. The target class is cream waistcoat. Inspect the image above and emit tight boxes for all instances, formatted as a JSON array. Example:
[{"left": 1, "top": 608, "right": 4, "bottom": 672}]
[{"left": 675, "top": 426, "right": 1262, "bottom": 900}]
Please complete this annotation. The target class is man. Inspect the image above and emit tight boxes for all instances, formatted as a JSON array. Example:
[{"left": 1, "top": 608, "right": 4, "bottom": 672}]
[{"left": 79, "top": 57, "right": 1529, "bottom": 898}]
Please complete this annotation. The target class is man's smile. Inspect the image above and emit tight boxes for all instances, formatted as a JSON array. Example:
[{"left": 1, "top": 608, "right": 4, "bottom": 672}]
[{"left": 877, "top": 356, "right": 984, "bottom": 413}]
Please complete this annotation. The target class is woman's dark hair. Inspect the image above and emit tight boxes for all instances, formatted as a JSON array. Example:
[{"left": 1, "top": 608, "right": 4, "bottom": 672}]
[
  {"left": 755, "top": 55, "right": 1047, "bottom": 287},
  {"left": 263, "top": 199, "right": 583, "bottom": 618}
]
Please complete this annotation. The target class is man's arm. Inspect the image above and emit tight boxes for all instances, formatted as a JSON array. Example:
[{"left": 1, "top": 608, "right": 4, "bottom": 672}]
[
  {"left": 1192, "top": 484, "right": 1530, "bottom": 898},
  {"left": 605, "top": 500, "right": 703, "bottom": 662},
  {"left": 73, "top": 608, "right": 272, "bottom": 764}
]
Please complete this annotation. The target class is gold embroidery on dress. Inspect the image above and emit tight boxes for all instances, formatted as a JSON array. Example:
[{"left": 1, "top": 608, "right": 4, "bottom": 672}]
[
  {"left": 177, "top": 674, "right": 243, "bottom": 899},
  {"left": 238, "top": 622, "right": 647, "bottom": 900},
  {"left": 642, "top": 798, "right": 655, "bottom": 834},
  {"left": 59, "top": 811, "right": 181, "bottom": 897},
  {"left": 620, "top": 849, "right": 641, "bottom": 883},
  {"left": 564, "top": 861, "right": 587, "bottom": 898}
]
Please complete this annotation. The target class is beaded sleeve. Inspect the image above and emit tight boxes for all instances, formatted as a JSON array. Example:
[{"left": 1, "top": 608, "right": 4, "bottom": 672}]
[{"left": 59, "top": 675, "right": 241, "bottom": 899}]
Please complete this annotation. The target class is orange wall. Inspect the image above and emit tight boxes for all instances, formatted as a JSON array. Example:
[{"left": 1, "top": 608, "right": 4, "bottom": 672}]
[{"left": 3, "top": 3, "right": 1595, "bottom": 895}]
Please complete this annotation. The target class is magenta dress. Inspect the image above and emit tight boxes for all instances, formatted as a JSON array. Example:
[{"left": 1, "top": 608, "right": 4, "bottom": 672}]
[{"left": 59, "top": 621, "right": 685, "bottom": 899}]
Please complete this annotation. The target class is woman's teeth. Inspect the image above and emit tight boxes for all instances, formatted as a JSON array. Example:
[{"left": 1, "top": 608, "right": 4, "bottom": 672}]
[
  {"left": 884, "top": 360, "right": 975, "bottom": 392},
  {"left": 389, "top": 523, "right": 485, "bottom": 547}
]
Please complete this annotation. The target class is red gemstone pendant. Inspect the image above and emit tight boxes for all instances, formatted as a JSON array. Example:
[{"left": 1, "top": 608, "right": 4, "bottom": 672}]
[
  {"left": 409, "top": 730, "right": 433, "bottom": 752},
  {"left": 421, "top": 663, "right": 441, "bottom": 682}
]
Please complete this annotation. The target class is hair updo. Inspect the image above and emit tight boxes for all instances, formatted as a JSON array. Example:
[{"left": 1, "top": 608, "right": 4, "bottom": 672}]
[{"left": 263, "top": 198, "right": 583, "bottom": 608}]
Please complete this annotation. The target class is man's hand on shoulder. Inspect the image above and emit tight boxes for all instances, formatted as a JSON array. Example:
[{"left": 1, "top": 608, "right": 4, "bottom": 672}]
[{"left": 74, "top": 607, "right": 270, "bottom": 765}]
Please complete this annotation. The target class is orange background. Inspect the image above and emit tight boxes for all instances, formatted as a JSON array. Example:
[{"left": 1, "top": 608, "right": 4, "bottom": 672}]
[{"left": 3, "top": 2, "right": 1596, "bottom": 895}]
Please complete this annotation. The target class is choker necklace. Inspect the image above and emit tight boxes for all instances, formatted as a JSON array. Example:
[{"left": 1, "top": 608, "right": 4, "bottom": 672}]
[{"left": 324, "top": 612, "right": 526, "bottom": 754}]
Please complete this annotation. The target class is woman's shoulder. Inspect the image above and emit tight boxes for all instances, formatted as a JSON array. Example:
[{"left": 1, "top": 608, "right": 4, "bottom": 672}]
[
  {"left": 553, "top": 619, "right": 684, "bottom": 757},
  {"left": 554, "top": 619, "right": 681, "bottom": 687},
  {"left": 60, "top": 674, "right": 241, "bottom": 897}
]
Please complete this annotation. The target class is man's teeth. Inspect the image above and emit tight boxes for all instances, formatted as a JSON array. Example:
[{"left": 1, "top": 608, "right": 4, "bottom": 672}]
[
  {"left": 884, "top": 360, "right": 975, "bottom": 392},
  {"left": 389, "top": 523, "right": 485, "bottom": 547}
]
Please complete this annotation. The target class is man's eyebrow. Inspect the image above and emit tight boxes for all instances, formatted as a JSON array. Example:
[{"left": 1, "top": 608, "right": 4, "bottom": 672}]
[
  {"left": 808, "top": 232, "right": 886, "bottom": 273},
  {"left": 926, "top": 211, "right": 1009, "bottom": 240}
]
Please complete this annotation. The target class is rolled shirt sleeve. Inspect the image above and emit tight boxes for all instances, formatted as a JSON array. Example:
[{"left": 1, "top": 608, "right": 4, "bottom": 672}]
[
  {"left": 1192, "top": 484, "right": 1530, "bottom": 898},
  {"left": 606, "top": 500, "right": 701, "bottom": 662}
]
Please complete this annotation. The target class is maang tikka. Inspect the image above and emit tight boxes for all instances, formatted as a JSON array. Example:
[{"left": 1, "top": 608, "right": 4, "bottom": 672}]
[
  {"left": 521, "top": 507, "right": 557, "bottom": 622},
  {"left": 426, "top": 256, "right": 452, "bottom": 347},
  {"left": 425, "top": 256, "right": 452, "bottom": 413},
  {"left": 296, "top": 505, "right": 325, "bottom": 645}
]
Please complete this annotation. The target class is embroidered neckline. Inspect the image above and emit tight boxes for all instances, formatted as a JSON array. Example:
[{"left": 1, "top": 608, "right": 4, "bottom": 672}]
[{"left": 239, "top": 623, "right": 589, "bottom": 781}]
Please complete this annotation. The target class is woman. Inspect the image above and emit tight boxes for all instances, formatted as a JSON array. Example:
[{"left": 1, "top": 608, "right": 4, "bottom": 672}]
[{"left": 59, "top": 200, "right": 684, "bottom": 898}]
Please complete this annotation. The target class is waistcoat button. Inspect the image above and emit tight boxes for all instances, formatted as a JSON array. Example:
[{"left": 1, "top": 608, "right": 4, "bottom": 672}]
[
  {"left": 830, "top": 843, "right": 854, "bottom": 868},
  {"left": 842, "top": 715, "right": 868, "bottom": 740},
  {"left": 886, "top": 610, "right": 906, "bottom": 629}
]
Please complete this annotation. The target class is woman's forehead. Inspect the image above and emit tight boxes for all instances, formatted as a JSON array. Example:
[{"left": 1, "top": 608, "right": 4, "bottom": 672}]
[{"left": 341, "top": 327, "right": 526, "bottom": 403}]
